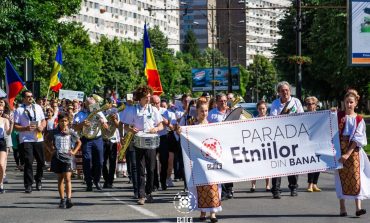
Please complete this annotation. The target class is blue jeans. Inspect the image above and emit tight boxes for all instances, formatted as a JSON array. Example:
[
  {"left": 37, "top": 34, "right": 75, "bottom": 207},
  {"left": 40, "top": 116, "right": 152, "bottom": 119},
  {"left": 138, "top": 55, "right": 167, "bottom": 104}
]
[{"left": 82, "top": 136, "right": 104, "bottom": 186}]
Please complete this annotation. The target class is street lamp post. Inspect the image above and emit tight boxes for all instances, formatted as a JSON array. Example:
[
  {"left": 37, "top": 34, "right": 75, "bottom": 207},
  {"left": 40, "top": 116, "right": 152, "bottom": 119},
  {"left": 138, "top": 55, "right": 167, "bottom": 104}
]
[
  {"left": 227, "top": 0, "right": 232, "bottom": 93},
  {"left": 211, "top": 5, "right": 216, "bottom": 98}
]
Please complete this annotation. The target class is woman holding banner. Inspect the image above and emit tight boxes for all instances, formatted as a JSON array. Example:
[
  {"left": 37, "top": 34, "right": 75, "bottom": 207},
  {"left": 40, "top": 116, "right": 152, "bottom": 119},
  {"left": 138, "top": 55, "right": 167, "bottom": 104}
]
[
  {"left": 336, "top": 90, "right": 370, "bottom": 217},
  {"left": 250, "top": 100, "right": 271, "bottom": 192},
  {"left": 181, "top": 97, "right": 221, "bottom": 223},
  {"left": 305, "top": 96, "right": 322, "bottom": 193}
]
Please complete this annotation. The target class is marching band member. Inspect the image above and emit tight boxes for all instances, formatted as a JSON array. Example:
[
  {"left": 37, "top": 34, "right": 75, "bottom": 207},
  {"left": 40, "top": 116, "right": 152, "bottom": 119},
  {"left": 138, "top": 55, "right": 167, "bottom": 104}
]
[
  {"left": 207, "top": 93, "right": 233, "bottom": 199},
  {"left": 151, "top": 95, "right": 169, "bottom": 191},
  {"left": 163, "top": 100, "right": 178, "bottom": 188},
  {"left": 102, "top": 101, "right": 120, "bottom": 189},
  {"left": 336, "top": 90, "right": 370, "bottom": 217},
  {"left": 121, "top": 86, "right": 163, "bottom": 205},
  {"left": 14, "top": 90, "right": 46, "bottom": 193},
  {"left": 269, "top": 81, "right": 304, "bottom": 199},
  {"left": 73, "top": 97, "right": 108, "bottom": 192}
]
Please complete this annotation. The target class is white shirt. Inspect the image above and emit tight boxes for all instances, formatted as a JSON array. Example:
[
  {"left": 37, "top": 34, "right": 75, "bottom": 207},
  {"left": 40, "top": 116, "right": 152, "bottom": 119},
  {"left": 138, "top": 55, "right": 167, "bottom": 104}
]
[
  {"left": 270, "top": 96, "right": 304, "bottom": 116},
  {"left": 120, "top": 104, "right": 162, "bottom": 132},
  {"left": 207, "top": 108, "right": 230, "bottom": 123},
  {"left": 14, "top": 103, "right": 45, "bottom": 143},
  {"left": 154, "top": 107, "right": 168, "bottom": 136},
  {"left": 342, "top": 115, "right": 367, "bottom": 148},
  {"left": 104, "top": 107, "right": 121, "bottom": 143},
  {"left": 73, "top": 110, "right": 107, "bottom": 138}
]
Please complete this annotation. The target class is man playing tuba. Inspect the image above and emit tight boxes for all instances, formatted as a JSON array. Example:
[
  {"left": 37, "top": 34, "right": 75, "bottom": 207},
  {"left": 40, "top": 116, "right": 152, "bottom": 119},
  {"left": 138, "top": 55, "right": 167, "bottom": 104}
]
[{"left": 73, "top": 97, "right": 109, "bottom": 192}]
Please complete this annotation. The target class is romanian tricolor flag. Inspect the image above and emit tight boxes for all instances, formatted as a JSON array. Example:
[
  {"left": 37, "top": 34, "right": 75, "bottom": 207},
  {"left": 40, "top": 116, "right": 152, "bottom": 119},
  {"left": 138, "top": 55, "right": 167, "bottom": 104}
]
[
  {"left": 49, "top": 45, "right": 63, "bottom": 92},
  {"left": 5, "top": 58, "right": 25, "bottom": 110},
  {"left": 143, "top": 24, "right": 163, "bottom": 95}
]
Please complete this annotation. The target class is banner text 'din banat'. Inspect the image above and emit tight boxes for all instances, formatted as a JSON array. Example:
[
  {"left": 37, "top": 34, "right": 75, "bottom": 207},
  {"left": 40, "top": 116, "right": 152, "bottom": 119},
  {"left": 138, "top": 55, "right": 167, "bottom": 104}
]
[{"left": 180, "top": 111, "right": 341, "bottom": 187}]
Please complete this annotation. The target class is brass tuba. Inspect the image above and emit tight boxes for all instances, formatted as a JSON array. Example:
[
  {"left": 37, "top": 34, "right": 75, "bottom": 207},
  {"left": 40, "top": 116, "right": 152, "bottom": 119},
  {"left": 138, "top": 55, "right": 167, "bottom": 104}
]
[
  {"left": 81, "top": 103, "right": 112, "bottom": 139},
  {"left": 102, "top": 103, "right": 126, "bottom": 139}
]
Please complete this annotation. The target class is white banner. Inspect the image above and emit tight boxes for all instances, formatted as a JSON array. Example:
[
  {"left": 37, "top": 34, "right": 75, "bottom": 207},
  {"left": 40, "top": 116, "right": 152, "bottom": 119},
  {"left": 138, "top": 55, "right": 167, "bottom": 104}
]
[
  {"left": 180, "top": 111, "right": 341, "bottom": 187},
  {"left": 58, "top": 89, "right": 84, "bottom": 101}
]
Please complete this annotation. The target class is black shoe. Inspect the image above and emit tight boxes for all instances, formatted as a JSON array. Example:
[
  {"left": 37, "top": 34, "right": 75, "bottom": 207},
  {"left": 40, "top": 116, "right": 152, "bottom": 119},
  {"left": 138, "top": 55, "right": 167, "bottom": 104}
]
[
  {"left": 339, "top": 212, "right": 347, "bottom": 217},
  {"left": 25, "top": 186, "right": 32, "bottom": 193},
  {"left": 221, "top": 192, "right": 228, "bottom": 201},
  {"left": 36, "top": 181, "right": 42, "bottom": 191},
  {"left": 226, "top": 190, "right": 234, "bottom": 199},
  {"left": 210, "top": 217, "right": 218, "bottom": 223},
  {"left": 356, "top": 209, "right": 366, "bottom": 216},
  {"left": 94, "top": 183, "right": 102, "bottom": 191},
  {"left": 290, "top": 189, "right": 298, "bottom": 197},
  {"left": 199, "top": 216, "right": 207, "bottom": 222},
  {"left": 59, "top": 199, "right": 66, "bottom": 208},
  {"left": 66, "top": 198, "right": 74, "bottom": 209},
  {"left": 250, "top": 188, "right": 256, "bottom": 193},
  {"left": 86, "top": 185, "right": 93, "bottom": 192},
  {"left": 273, "top": 193, "right": 281, "bottom": 199}
]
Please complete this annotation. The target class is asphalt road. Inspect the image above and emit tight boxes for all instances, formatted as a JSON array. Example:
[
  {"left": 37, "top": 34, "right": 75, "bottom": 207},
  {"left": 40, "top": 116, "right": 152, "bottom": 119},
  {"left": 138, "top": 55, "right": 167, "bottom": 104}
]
[{"left": 1, "top": 153, "right": 370, "bottom": 223}]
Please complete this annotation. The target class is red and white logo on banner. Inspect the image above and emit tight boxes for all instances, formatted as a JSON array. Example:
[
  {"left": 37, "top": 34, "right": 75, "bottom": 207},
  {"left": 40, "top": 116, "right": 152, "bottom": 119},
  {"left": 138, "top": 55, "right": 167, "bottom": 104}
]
[{"left": 200, "top": 138, "right": 222, "bottom": 160}]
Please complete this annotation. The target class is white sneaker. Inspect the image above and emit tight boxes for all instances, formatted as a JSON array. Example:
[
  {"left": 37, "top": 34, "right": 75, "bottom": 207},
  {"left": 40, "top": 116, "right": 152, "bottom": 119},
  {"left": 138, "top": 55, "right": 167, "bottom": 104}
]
[{"left": 166, "top": 178, "right": 174, "bottom": 187}]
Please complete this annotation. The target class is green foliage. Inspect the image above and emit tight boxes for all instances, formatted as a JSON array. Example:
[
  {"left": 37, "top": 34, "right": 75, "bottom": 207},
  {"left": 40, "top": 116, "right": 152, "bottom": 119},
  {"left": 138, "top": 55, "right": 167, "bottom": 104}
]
[
  {"left": 182, "top": 30, "right": 201, "bottom": 59},
  {"left": 274, "top": 0, "right": 370, "bottom": 104},
  {"left": 248, "top": 55, "right": 277, "bottom": 101}
]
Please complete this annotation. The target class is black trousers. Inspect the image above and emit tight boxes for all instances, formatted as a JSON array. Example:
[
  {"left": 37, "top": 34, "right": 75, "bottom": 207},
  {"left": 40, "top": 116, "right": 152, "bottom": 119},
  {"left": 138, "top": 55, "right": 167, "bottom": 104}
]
[
  {"left": 154, "top": 135, "right": 169, "bottom": 190},
  {"left": 126, "top": 144, "right": 138, "bottom": 195},
  {"left": 103, "top": 140, "right": 118, "bottom": 185},
  {"left": 22, "top": 142, "right": 45, "bottom": 188},
  {"left": 271, "top": 175, "right": 299, "bottom": 195},
  {"left": 136, "top": 147, "right": 156, "bottom": 198},
  {"left": 307, "top": 172, "right": 320, "bottom": 184}
]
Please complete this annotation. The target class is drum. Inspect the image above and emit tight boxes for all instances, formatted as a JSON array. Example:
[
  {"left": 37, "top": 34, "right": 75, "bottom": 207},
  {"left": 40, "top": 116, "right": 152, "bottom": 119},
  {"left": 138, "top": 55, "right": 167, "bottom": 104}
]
[{"left": 133, "top": 132, "right": 160, "bottom": 149}]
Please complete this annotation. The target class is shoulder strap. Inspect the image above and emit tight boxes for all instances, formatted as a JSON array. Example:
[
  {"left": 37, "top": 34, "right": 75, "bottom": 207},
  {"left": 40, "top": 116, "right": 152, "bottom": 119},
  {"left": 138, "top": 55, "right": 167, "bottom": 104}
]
[
  {"left": 279, "top": 100, "right": 291, "bottom": 115},
  {"left": 356, "top": 114, "right": 363, "bottom": 128}
]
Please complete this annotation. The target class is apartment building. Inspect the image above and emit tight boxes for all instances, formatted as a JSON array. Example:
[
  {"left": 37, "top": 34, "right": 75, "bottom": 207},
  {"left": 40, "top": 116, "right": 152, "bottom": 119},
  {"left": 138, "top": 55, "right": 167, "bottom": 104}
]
[
  {"left": 180, "top": 0, "right": 217, "bottom": 51},
  {"left": 217, "top": 0, "right": 291, "bottom": 66},
  {"left": 65, "top": 0, "right": 180, "bottom": 51}
]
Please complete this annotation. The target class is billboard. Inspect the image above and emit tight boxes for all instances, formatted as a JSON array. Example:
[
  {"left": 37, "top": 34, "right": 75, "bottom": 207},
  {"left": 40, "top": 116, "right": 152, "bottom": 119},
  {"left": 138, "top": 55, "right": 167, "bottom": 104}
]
[
  {"left": 349, "top": 0, "right": 370, "bottom": 66},
  {"left": 191, "top": 67, "right": 240, "bottom": 92},
  {"left": 59, "top": 89, "right": 85, "bottom": 101}
]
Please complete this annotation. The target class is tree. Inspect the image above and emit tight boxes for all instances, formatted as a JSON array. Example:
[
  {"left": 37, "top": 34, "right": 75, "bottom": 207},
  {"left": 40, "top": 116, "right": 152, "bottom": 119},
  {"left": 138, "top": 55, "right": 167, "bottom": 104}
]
[
  {"left": 0, "top": 0, "right": 82, "bottom": 61},
  {"left": 248, "top": 55, "right": 277, "bottom": 102},
  {"left": 182, "top": 30, "right": 201, "bottom": 59},
  {"left": 98, "top": 37, "right": 143, "bottom": 97},
  {"left": 274, "top": 0, "right": 370, "bottom": 105}
]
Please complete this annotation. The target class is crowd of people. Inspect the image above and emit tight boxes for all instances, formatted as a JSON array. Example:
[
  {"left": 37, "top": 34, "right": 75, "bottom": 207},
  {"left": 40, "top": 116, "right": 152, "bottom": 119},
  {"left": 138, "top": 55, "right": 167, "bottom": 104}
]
[{"left": 0, "top": 81, "right": 369, "bottom": 221}]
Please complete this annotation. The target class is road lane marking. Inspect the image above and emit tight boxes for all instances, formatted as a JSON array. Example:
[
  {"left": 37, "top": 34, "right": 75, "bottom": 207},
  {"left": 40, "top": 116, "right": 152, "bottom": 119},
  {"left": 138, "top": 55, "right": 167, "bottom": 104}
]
[{"left": 104, "top": 192, "right": 172, "bottom": 223}]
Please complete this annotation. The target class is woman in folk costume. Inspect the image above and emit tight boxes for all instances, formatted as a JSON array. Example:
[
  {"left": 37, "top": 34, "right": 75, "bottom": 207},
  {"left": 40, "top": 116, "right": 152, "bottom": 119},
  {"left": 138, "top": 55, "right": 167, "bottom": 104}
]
[
  {"left": 180, "top": 97, "right": 221, "bottom": 223},
  {"left": 336, "top": 90, "right": 370, "bottom": 217}
]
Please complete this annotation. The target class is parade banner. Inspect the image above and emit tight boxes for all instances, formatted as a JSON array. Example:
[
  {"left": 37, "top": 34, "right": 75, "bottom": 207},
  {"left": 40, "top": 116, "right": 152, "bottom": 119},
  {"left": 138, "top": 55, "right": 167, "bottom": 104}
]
[
  {"left": 180, "top": 111, "right": 341, "bottom": 187},
  {"left": 58, "top": 89, "right": 84, "bottom": 101}
]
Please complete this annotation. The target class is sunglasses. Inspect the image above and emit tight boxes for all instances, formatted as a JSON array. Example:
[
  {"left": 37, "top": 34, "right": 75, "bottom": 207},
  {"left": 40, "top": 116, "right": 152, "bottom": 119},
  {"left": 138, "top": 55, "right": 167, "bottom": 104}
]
[
  {"left": 306, "top": 103, "right": 316, "bottom": 106},
  {"left": 25, "top": 95, "right": 33, "bottom": 98}
]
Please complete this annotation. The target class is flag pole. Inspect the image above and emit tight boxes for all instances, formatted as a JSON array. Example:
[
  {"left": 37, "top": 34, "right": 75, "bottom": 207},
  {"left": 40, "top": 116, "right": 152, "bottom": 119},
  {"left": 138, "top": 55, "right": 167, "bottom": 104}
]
[{"left": 46, "top": 87, "right": 50, "bottom": 100}]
